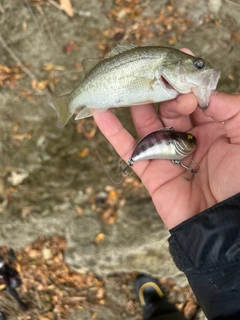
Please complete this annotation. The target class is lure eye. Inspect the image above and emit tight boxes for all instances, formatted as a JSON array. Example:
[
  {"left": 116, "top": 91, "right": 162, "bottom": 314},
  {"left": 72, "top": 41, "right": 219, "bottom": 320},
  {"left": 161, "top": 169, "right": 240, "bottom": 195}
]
[
  {"left": 187, "top": 134, "right": 196, "bottom": 146},
  {"left": 194, "top": 59, "right": 205, "bottom": 70}
]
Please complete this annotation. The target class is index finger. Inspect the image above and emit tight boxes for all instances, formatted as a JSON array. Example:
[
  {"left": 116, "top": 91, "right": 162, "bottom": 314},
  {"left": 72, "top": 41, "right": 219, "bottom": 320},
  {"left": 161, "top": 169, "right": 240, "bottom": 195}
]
[
  {"left": 93, "top": 110, "right": 136, "bottom": 161},
  {"left": 130, "top": 103, "right": 163, "bottom": 138},
  {"left": 93, "top": 110, "right": 151, "bottom": 177}
]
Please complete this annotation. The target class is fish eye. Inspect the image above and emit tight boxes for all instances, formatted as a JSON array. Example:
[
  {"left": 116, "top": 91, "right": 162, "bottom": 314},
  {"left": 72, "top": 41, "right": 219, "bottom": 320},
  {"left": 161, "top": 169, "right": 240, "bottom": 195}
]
[{"left": 194, "top": 59, "right": 205, "bottom": 70}]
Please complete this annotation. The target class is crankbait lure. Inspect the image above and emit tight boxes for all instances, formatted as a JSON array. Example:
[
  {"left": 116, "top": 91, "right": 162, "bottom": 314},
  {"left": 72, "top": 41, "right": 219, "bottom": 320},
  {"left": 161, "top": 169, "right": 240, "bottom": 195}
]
[{"left": 119, "top": 127, "right": 200, "bottom": 180}]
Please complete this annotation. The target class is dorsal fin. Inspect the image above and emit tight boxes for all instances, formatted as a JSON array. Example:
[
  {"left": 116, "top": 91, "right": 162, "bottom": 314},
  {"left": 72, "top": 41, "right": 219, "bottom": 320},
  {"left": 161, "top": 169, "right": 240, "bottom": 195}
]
[
  {"left": 107, "top": 43, "right": 138, "bottom": 58},
  {"left": 81, "top": 58, "right": 101, "bottom": 75},
  {"left": 81, "top": 43, "right": 138, "bottom": 75}
]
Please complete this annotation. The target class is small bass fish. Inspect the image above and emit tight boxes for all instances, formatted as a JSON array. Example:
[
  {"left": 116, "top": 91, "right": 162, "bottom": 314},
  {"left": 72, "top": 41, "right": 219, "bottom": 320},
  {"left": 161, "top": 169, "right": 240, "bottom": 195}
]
[
  {"left": 119, "top": 127, "right": 199, "bottom": 179},
  {"left": 49, "top": 43, "right": 220, "bottom": 127}
]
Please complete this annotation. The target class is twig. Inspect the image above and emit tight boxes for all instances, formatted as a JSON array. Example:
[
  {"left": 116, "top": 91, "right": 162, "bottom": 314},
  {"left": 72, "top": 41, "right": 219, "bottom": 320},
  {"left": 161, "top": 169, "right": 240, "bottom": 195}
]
[
  {"left": 0, "top": 0, "right": 4, "bottom": 13},
  {"left": 38, "top": 5, "right": 64, "bottom": 56},
  {"left": 224, "top": 0, "right": 240, "bottom": 6},
  {"left": 0, "top": 34, "right": 37, "bottom": 81},
  {"left": 48, "top": 0, "right": 62, "bottom": 11},
  {"left": 0, "top": 34, "right": 51, "bottom": 97},
  {"left": 23, "top": 0, "right": 42, "bottom": 34},
  {"left": 23, "top": 0, "right": 64, "bottom": 56}
]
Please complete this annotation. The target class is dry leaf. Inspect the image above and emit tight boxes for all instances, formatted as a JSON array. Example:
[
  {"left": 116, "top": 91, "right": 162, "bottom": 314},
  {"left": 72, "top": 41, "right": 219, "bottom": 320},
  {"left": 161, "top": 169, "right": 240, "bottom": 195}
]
[
  {"left": 102, "top": 208, "right": 117, "bottom": 225},
  {"left": 12, "top": 132, "right": 32, "bottom": 140},
  {"left": 60, "top": 0, "right": 74, "bottom": 17},
  {"left": 42, "top": 64, "right": 65, "bottom": 71},
  {"left": 94, "top": 233, "right": 106, "bottom": 244},
  {"left": 78, "top": 147, "right": 90, "bottom": 158},
  {"left": 0, "top": 65, "right": 11, "bottom": 73},
  {"left": 75, "top": 205, "right": 83, "bottom": 215},
  {"left": 39, "top": 316, "right": 52, "bottom": 320},
  {"left": 0, "top": 284, "right": 6, "bottom": 290},
  {"left": 20, "top": 90, "right": 34, "bottom": 99},
  {"left": 91, "top": 312, "right": 98, "bottom": 319}
]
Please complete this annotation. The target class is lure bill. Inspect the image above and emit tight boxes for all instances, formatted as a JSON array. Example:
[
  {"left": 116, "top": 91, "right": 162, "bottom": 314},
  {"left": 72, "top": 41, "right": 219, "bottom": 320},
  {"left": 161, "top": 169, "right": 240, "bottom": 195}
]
[
  {"left": 119, "top": 127, "right": 200, "bottom": 180},
  {"left": 49, "top": 43, "right": 220, "bottom": 127}
]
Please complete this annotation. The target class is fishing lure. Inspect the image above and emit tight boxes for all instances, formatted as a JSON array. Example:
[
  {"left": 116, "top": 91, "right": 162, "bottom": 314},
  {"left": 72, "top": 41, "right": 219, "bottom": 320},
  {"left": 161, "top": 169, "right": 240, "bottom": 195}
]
[{"left": 119, "top": 127, "right": 200, "bottom": 180}]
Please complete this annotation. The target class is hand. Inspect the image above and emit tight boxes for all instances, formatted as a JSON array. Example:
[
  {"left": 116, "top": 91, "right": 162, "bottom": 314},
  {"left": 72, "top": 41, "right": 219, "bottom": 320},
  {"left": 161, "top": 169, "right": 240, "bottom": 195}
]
[{"left": 94, "top": 77, "right": 240, "bottom": 230}]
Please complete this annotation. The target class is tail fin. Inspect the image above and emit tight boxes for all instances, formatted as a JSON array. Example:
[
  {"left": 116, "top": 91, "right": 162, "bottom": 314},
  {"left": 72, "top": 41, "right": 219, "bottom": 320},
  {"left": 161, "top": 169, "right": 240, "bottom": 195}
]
[{"left": 49, "top": 94, "right": 73, "bottom": 127}]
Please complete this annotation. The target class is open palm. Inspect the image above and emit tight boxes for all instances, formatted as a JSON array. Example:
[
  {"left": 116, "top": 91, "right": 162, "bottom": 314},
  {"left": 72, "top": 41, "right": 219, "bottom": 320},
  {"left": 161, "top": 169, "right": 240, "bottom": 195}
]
[{"left": 94, "top": 91, "right": 240, "bottom": 229}]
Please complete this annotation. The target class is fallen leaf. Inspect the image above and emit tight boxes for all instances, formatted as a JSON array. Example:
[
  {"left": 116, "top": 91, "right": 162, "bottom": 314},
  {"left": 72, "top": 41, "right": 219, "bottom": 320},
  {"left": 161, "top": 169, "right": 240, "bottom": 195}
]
[
  {"left": 232, "top": 31, "right": 240, "bottom": 39},
  {"left": 7, "top": 169, "right": 29, "bottom": 186},
  {"left": 65, "top": 42, "right": 79, "bottom": 54},
  {"left": 42, "top": 64, "right": 65, "bottom": 71},
  {"left": 39, "top": 316, "right": 51, "bottom": 320},
  {"left": 31, "top": 79, "right": 48, "bottom": 91},
  {"left": 91, "top": 312, "right": 98, "bottom": 319},
  {"left": 20, "top": 90, "right": 34, "bottom": 99},
  {"left": 75, "top": 205, "right": 83, "bottom": 215},
  {"left": 21, "top": 207, "right": 32, "bottom": 219},
  {"left": 78, "top": 147, "right": 90, "bottom": 158},
  {"left": 42, "top": 246, "right": 53, "bottom": 260},
  {"left": 28, "top": 249, "right": 40, "bottom": 259},
  {"left": 0, "top": 284, "right": 6, "bottom": 290},
  {"left": 0, "top": 65, "right": 11, "bottom": 73},
  {"left": 12, "top": 132, "right": 32, "bottom": 140},
  {"left": 60, "top": 0, "right": 74, "bottom": 17},
  {"left": 102, "top": 208, "right": 118, "bottom": 225},
  {"left": 94, "top": 233, "right": 106, "bottom": 244}
]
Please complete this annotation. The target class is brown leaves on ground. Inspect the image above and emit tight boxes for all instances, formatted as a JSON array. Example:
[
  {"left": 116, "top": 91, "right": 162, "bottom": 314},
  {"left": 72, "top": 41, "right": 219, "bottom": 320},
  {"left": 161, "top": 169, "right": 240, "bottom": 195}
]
[
  {"left": 31, "top": 0, "right": 74, "bottom": 17},
  {"left": 0, "top": 236, "right": 105, "bottom": 319},
  {"left": 0, "top": 65, "right": 25, "bottom": 89},
  {"left": 97, "top": 0, "right": 193, "bottom": 55},
  {"left": 59, "top": 0, "right": 74, "bottom": 17},
  {"left": 0, "top": 238, "right": 201, "bottom": 320}
]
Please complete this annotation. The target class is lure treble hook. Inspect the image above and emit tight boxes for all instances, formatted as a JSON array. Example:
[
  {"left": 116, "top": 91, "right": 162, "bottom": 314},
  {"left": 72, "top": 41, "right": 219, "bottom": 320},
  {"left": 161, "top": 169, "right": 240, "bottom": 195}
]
[
  {"left": 119, "top": 159, "right": 134, "bottom": 176},
  {"left": 172, "top": 159, "right": 200, "bottom": 180}
]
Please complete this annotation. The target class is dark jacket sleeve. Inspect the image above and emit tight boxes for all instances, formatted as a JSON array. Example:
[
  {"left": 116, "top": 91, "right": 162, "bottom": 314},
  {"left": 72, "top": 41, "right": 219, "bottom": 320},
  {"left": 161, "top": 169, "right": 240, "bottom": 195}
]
[{"left": 168, "top": 193, "right": 240, "bottom": 320}]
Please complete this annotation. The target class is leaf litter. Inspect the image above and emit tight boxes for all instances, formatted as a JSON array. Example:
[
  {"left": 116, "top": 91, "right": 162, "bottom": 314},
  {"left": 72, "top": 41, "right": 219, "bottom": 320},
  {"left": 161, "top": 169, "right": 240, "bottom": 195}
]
[{"left": 0, "top": 240, "right": 200, "bottom": 320}]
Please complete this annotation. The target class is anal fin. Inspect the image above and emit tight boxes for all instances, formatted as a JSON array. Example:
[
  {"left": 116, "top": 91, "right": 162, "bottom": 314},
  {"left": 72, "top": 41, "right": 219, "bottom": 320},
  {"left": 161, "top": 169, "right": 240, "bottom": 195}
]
[{"left": 75, "top": 107, "right": 108, "bottom": 120}]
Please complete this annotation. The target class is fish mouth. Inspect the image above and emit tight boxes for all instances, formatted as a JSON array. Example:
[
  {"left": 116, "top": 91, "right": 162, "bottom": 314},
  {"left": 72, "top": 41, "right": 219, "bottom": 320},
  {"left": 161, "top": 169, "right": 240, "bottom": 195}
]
[{"left": 161, "top": 75, "right": 174, "bottom": 90}]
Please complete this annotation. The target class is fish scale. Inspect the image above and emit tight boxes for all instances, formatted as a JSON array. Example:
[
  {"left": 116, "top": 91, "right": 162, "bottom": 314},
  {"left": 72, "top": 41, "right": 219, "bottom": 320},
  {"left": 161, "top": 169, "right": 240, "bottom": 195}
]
[{"left": 49, "top": 43, "right": 220, "bottom": 127}]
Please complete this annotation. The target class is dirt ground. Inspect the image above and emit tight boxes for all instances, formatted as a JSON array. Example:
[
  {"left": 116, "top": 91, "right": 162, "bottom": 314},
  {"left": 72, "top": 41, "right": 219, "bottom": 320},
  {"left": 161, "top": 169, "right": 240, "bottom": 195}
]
[{"left": 1, "top": 0, "right": 240, "bottom": 319}]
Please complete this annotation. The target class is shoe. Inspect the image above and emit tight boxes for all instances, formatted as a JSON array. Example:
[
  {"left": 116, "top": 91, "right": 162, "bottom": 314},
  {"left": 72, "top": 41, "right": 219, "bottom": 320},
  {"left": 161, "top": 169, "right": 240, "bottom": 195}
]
[
  {"left": 134, "top": 274, "right": 165, "bottom": 306},
  {"left": 0, "top": 311, "right": 7, "bottom": 320}
]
